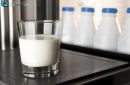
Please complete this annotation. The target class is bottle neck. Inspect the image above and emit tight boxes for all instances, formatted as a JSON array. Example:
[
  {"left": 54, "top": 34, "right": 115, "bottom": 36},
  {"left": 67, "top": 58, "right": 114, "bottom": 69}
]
[
  {"left": 102, "top": 13, "right": 116, "bottom": 17},
  {"left": 100, "top": 13, "right": 117, "bottom": 26},
  {"left": 63, "top": 12, "right": 74, "bottom": 15},
  {"left": 127, "top": 14, "right": 130, "bottom": 17},
  {"left": 81, "top": 12, "right": 94, "bottom": 16}
]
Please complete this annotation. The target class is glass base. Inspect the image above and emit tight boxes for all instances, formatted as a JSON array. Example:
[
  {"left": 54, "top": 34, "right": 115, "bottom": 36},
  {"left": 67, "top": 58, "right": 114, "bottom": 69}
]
[{"left": 22, "top": 63, "right": 59, "bottom": 78}]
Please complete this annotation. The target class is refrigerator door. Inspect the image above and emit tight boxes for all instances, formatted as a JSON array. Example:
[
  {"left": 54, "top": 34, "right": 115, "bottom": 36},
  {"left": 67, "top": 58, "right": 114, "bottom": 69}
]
[
  {"left": 0, "top": 5, "right": 10, "bottom": 50},
  {"left": 0, "top": 0, "right": 20, "bottom": 51}
]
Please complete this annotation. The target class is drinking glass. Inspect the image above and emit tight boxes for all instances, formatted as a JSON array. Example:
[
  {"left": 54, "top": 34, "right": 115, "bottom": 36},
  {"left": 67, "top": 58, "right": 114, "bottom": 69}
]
[{"left": 17, "top": 20, "right": 62, "bottom": 78}]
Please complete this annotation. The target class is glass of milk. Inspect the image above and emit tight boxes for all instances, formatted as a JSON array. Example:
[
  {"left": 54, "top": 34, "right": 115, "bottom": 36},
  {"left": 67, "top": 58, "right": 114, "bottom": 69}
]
[{"left": 17, "top": 20, "right": 62, "bottom": 78}]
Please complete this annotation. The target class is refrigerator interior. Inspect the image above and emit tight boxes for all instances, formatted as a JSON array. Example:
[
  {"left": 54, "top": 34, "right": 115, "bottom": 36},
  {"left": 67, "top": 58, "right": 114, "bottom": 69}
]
[{"left": 0, "top": 0, "right": 130, "bottom": 55}]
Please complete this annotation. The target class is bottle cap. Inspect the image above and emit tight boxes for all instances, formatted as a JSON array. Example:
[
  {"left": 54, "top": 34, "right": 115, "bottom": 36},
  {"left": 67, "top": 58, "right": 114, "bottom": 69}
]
[
  {"left": 81, "top": 7, "right": 95, "bottom": 12},
  {"left": 63, "top": 7, "right": 74, "bottom": 12},
  {"left": 102, "top": 8, "right": 117, "bottom": 13},
  {"left": 127, "top": 8, "right": 130, "bottom": 13}
]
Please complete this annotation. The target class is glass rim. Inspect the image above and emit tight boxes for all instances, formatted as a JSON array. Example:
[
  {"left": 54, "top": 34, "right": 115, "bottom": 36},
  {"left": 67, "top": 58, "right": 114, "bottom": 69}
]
[{"left": 18, "top": 20, "right": 61, "bottom": 23}]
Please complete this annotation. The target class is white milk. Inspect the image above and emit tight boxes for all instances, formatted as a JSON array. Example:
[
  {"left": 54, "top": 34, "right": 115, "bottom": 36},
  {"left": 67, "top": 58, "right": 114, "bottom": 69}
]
[
  {"left": 19, "top": 35, "right": 59, "bottom": 67},
  {"left": 62, "top": 7, "right": 76, "bottom": 44},
  {"left": 117, "top": 9, "right": 130, "bottom": 54},
  {"left": 93, "top": 8, "right": 119, "bottom": 51},
  {"left": 74, "top": 8, "right": 95, "bottom": 47}
]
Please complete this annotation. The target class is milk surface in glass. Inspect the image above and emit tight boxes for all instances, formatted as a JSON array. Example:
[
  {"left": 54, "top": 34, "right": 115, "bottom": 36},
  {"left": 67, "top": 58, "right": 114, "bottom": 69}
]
[{"left": 19, "top": 35, "right": 59, "bottom": 67}]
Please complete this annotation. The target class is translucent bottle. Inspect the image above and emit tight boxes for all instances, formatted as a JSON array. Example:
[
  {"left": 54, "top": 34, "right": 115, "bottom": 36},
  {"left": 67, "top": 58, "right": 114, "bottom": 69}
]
[
  {"left": 93, "top": 8, "right": 120, "bottom": 51},
  {"left": 117, "top": 8, "right": 130, "bottom": 54},
  {"left": 62, "top": 7, "right": 76, "bottom": 44},
  {"left": 74, "top": 7, "right": 95, "bottom": 47}
]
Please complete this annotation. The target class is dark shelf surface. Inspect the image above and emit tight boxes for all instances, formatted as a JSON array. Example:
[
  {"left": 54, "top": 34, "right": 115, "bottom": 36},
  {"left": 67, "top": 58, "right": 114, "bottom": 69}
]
[
  {"left": 0, "top": 48, "right": 129, "bottom": 85},
  {"left": 61, "top": 43, "right": 130, "bottom": 62}
]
